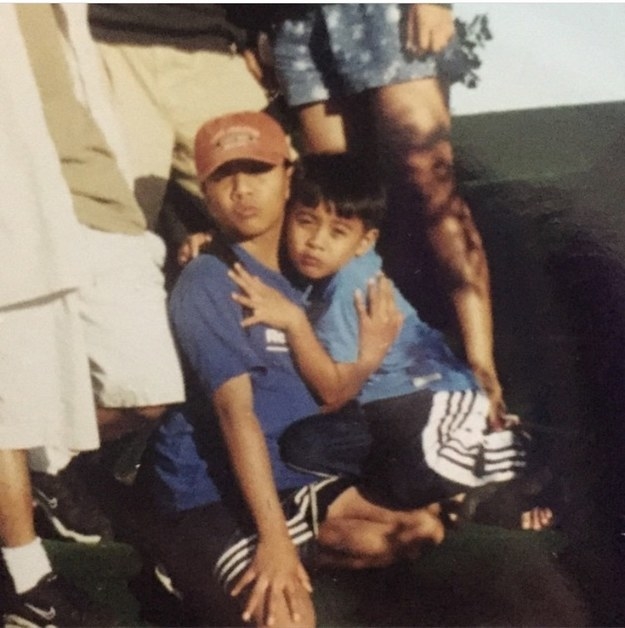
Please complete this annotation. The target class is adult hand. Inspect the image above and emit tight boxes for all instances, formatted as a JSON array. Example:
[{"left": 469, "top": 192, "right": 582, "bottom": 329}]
[
  {"left": 404, "top": 4, "right": 455, "bottom": 57},
  {"left": 230, "top": 536, "right": 313, "bottom": 626},
  {"left": 177, "top": 232, "right": 212, "bottom": 266},
  {"left": 242, "top": 32, "right": 280, "bottom": 97},
  {"left": 355, "top": 273, "right": 404, "bottom": 368},
  {"left": 229, "top": 262, "right": 302, "bottom": 330},
  {"left": 473, "top": 367, "right": 507, "bottom": 431}
]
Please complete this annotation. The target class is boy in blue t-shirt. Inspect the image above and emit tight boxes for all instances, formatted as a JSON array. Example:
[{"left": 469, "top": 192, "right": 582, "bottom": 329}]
[
  {"left": 230, "top": 153, "right": 554, "bottom": 526},
  {"left": 144, "top": 113, "right": 447, "bottom": 627}
]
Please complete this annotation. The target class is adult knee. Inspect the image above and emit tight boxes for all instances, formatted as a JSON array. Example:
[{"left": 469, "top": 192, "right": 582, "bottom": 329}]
[
  {"left": 404, "top": 140, "right": 455, "bottom": 207},
  {"left": 136, "top": 404, "right": 167, "bottom": 423}
]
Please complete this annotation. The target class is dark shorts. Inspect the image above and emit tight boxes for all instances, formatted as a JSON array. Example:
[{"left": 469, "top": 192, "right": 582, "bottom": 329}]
[
  {"left": 144, "top": 476, "right": 350, "bottom": 624},
  {"left": 272, "top": 4, "right": 468, "bottom": 107},
  {"left": 281, "top": 390, "right": 530, "bottom": 509}
]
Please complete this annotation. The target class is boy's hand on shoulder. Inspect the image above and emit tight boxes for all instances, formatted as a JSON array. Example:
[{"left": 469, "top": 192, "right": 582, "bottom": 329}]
[
  {"left": 177, "top": 231, "right": 213, "bottom": 266},
  {"left": 229, "top": 263, "right": 305, "bottom": 331},
  {"left": 355, "top": 273, "right": 404, "bottom": 368},
  {"left": 231, "top": 534, "right": 312, "bottom": 626},
  {"left": 404, "top": 4, "right": 455, "bottom": 57}
]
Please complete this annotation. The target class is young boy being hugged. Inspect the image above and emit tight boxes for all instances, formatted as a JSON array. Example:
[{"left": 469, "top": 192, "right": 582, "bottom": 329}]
[{"left": 231, "top": 153, "right": 553, "bottom": 529}]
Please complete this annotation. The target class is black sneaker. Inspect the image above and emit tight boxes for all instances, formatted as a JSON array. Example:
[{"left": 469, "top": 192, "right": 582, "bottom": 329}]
[
  {"left": 31, "top": 461, "right": 114, "bottom": 545},
  {"left": 2, "top": 572, "right": 116, "bottom": 627}
]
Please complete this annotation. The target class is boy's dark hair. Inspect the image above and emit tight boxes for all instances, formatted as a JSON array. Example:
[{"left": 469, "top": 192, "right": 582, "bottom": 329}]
[{"left": 289, "top": 153, "right": 386, "bottom": 230}]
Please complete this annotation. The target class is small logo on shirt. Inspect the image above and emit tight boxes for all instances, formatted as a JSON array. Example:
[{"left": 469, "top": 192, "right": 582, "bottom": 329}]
[
  {"left": 266, "top": 328, "right": 288, "bottom": 352},
  {"left": 412, "top": 372, "right": 442, "bottom": 389}
]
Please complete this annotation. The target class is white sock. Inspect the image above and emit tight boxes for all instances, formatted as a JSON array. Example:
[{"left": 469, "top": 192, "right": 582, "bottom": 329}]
[{"left": 2, "top": 537, "right": 53, "bottom": 594}]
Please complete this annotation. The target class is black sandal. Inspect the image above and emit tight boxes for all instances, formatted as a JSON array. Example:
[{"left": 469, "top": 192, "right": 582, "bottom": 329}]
[{"left": 442, "top": 466, "right": 556, "bottom": 529}]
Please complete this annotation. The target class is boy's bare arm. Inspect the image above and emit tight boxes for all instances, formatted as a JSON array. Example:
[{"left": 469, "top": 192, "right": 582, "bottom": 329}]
[
  {"left": 229, "top": 264, "right": 403, "bottom": 410},
  {"left": 213, "top": 374, "right": 312, "bottom": 625}
]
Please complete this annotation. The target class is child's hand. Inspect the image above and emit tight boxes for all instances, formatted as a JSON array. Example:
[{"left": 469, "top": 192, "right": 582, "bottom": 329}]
[
  {"left": 404, "top": 4, "right": 455, "bottom": 57},
  {"left": 177, "top": 231, "right": 212, "bottom": 266},
  {"left": 355, "top": 273, "right": 404, "bottom": 368},
  {"left": 229, "top": 263, "right": 304, "bottom": 331}
]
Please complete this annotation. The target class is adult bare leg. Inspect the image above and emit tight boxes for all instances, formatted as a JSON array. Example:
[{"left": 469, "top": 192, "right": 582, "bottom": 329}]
[
  {"left": 372, "top": 78, "right": 504, "bottom": 421},
  {"left": 1, "top": 450, "right": 115, "bottom": 625},
  {"left": 0, "top": 449, "right": 36, "bottom": 548},
  {"left": 296, "top": 96, "right": 371, "bottom": 155},
  {"left": 0, "top": 449, "right": 54, "bottom": 597}
]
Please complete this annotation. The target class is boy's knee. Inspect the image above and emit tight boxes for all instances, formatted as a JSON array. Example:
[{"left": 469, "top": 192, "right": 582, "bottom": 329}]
[{"left": 250, "top": 589, "right": 316, "bottom": 628}]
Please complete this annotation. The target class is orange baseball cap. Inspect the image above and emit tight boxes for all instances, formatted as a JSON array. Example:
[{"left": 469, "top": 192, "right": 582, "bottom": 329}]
[{"left": 195, "top": 111, "right": 291, "bottom": 184}]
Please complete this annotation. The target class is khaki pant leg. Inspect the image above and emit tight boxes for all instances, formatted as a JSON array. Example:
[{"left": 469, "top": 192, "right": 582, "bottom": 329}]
[
  {"left": 97, "top": 43, "right": 269, "bottom": 224},
  {"left": 96, "top": 42, "right": 176, "bottom": 226},
  {"left": 157, "top": 48, "right": 269, "bottom": 200}
]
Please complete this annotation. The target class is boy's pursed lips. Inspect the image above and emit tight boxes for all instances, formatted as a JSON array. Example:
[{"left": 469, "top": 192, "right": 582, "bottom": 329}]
[
  {"left": 297, "top": 254, "right": 323, "bottom": 269},
  {"left": 232, "top": 204, "right": 261, "bottom": 218}
]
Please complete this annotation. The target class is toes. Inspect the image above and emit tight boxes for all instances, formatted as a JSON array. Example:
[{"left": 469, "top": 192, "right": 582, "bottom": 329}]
[{"left": 521, "top": 506, "right": 554, "bottom": 530}]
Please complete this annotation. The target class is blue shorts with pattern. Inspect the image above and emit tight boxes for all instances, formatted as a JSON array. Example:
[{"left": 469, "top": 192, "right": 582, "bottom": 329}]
[{"left": 272, "top": 4, "right": 469, "bottom": 107}]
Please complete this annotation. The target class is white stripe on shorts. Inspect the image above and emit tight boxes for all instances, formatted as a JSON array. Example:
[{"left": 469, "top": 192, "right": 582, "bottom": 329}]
[
  {"left": 214, "top": 477, "right": 339, "bottom": 590},
  {"left": 423, "top": 390, "right": 527, "bottom": 487}
]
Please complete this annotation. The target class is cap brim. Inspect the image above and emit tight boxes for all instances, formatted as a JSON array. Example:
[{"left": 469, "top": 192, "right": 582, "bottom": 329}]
[{"left": 199, "top": 147, "right": 286, "bottom": 183}]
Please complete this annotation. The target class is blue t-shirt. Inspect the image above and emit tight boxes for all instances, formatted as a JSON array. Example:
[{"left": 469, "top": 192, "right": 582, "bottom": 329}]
[
  {"left": 306, "top": 249, "right": 478, "bottom": 404},
  {"left": 149, "top": 244, "right": 319, "bottom": 512}
]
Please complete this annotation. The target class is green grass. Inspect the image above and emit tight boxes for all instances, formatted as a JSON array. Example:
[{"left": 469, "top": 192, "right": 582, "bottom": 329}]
[
  {"left": 44, "top": 539, "right": 145, "bottom": 626},
  {"left": 45, "top": 524, "right": 603, "bottom": 627}
]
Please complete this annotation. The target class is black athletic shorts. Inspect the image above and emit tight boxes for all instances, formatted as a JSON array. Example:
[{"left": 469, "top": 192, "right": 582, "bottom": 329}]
[{"left": 143, "top": 476, "right": 351, "bottom": 625}]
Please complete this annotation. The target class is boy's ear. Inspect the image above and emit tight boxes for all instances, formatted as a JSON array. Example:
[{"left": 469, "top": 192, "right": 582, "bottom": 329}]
[{"left": 355, "top": 228, "right": 379, "bottom": 256}]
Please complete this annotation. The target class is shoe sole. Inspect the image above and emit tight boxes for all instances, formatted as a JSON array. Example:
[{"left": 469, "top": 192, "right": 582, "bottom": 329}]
[{"left": 32, "top": 491, "right": 104, "bottom": 545}]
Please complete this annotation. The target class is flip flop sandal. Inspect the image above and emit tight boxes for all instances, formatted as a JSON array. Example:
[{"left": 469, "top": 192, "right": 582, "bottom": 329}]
[{"left": 443, "top": 466, "right": 556, "bottom": 529}]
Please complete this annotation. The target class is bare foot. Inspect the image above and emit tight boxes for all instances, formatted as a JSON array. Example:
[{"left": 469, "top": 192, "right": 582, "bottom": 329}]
[{"left": 521, "top": 506, "right": 554, "bottom": 531}]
